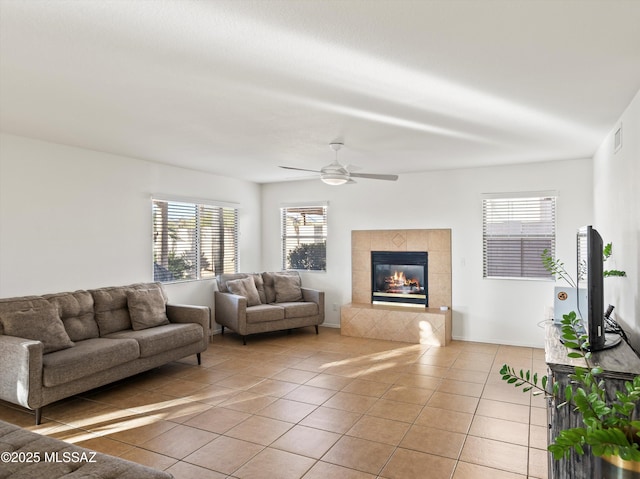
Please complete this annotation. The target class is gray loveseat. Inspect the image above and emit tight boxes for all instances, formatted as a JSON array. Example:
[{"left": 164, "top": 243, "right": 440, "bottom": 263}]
[
  {"left": 0, "top": 282, "right": 209, "bottom": 424},
  {"left": 214, "top": 271, "right": 324, "bottom": 344}
]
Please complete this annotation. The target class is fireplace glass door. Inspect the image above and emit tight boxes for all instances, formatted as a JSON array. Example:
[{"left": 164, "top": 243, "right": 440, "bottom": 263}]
[{"left": 371, "top": 251, "right": 428, "bottom": 306}]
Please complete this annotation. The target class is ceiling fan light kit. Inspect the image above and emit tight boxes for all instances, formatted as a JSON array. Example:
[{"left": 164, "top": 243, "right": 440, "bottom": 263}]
[{"left": 280, "top": 142, "right": 399, "bottom": 186}]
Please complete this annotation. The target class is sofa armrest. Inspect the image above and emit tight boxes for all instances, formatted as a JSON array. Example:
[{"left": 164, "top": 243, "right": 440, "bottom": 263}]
[
  {"left": 214, "top": 291, "right": 248, "bottom": 335},
  {"left": 0, "top": 335, "right": 44, "bottom": 409},
  {"left": 167, "top": 304, "right": 210, "bottom": 347},
  {"left": 301, "top": 288, "right": 325, "bottom": 324}
]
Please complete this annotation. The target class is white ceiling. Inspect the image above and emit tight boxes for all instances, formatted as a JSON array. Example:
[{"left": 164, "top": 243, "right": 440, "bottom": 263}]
[{"left": 1, "top": 0, "right": 639, "bottom": 184}]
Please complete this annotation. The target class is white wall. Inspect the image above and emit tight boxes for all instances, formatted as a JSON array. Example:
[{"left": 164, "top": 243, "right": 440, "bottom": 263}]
[
  {"left": 593, "top": 87, "right": 640, "bottom": 351},
  {"left": 0, "top": 133, "right": 262, "bottom": 313},
  {"left": 262, "top": 158, "right": 593, "bottom": 347}
]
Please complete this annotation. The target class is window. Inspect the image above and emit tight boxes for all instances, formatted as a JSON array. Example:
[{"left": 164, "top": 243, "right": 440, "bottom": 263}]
[
  {"left": 281, "top": 204, "right": 327, "bottom": 271},
  {"left": 482, "top": 193, "right": 556, "bottom": 279},
  {"left": 153, "top": 198, "right": 238, "bottom": 282}
]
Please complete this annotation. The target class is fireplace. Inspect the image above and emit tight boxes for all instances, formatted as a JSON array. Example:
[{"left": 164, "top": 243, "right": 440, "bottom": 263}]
[{"left": 371, "top": 251, "right": 428, "bottom": 307}]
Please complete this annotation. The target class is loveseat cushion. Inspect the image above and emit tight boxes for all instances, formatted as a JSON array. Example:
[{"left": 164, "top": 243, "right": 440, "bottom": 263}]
[
  {"left": 0, "top": 301, "right": 75, "bottom": 354},
  {"left": 279, "top": 302, "right": 319, "bottom": 319},
  {"left": 44, "top": 290, "right": 99, "bottom": 341},
  {"left": 104, "top": 323, "right": 203, "bottom": 358},
  {"left": 127, "top": 288, "right": 169, "bottom": 330},
  {"left": 227, "top": 276, "right": 262, "bottom": 306},
  {"left": 216, "top": 273, "right": 250, "bottom": 293},
  {"left": 42, "top": 337, "right": 140, "bottom": 387},
  {"left": 246, "top": 304, "right": 285, "bottom": 324},
  {"left": 261, "top": 271, "right": 299, "bottom": 304},
  {"left": 273, "top": 273, "right": 303, "bottom": 302}
]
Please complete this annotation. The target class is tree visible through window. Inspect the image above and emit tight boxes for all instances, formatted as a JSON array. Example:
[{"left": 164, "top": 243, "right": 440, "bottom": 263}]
[
  {"left": 482, "top": 194, "right": 556, "bottom": 279},
  {"left": 153, "top": 199, "right": 238, "bottom": 282},
  {"left": 281, "top": 205, "right": 327, "bottom": 271}
]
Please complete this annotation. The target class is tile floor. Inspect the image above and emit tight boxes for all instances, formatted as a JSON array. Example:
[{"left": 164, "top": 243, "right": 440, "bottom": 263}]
[{"left": 0, "top": 327, "right": 549, "bottom": 478}]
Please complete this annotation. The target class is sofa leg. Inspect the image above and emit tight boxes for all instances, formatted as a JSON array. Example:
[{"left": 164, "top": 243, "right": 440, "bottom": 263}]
[
  {"left": 242, "top": 336, "right": 247, "bottom": 346},
  {"left": 221, "top": 325, "right": 225, "bottom": 335},
  {"left": 35, "top": 408, "right": 42, "bottom": 425},
  {"left": 197, "top": 353, "right": 201, "bottom": 365},
  {"left": 315, "top": 325, "right": 319, "bottom": 335}
]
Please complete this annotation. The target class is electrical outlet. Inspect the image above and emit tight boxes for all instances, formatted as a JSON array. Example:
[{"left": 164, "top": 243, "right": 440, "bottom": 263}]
[{"left": 332, "top": 303, "right": 338, "bottom": 312}]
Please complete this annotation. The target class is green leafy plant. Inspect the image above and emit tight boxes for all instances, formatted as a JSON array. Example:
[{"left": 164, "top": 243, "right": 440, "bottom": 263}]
[
  {"left": 287, "top": 242, "right": 326, "bottom": 271},
  {"left": 603, "top": 243, "right": 627, "bottom": 278},
  {"left": 500, "top": 311, "right": 640, "bottom": 461},
  {"left": 542, "top": 242, "right": 626, "bottom": 284}
]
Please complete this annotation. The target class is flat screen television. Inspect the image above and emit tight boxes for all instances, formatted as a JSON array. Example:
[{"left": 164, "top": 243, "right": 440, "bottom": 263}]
[{"left": 576, "top": 225, "right": 620, "bottom": 351}]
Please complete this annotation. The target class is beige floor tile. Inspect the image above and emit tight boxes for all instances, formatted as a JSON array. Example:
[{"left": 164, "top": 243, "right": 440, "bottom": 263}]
[
  {"left": 341, "top": 378, "right": 391, "bottom": 397},
  {"left": 400, "top": 423, "right": 466, "bottom": 459},
  {"left": 182, "top": 367, "right": 234, "bottom": 384},
  {"left": 74, "top": 435, "right": 134, "bottom": 457},
  {"left": 322, "top": 391, "right": 378, "bottom": 413},
  {"left": 188, "top": 384, "right": 239, "bottom": 406},
  {"left": 394, "top": 373, "right": 442, "bottom": 390},
  {"left": 404, "top": 363, "right": 450, "bottom": 378},
  {"left": 183, "top": 435, "right": 264, "bottom": 474},
  {"left": 154, "top": 379, "right": 207, "bottom": 398},
  {"left": 272, "top": 424, "right": 341, "bottom": 459},
  {"left": 382, "top": 385, "right": 434, "bottom": 405},
  {"left": 302, "top": 460, "right": 377, "bottom": 479},
  {"left": 481, "top": 383, "right": 531, "bottom": 406},
  {"left": 101, "top": 415, "right": 178, "bottom": 446},
  {"left": 468, "top": 415, "right": 530, "bottom": 446},
  {"left": 453, "top": 461, "right": 526, "bottom": 479},
  {"left": 219, "top": 390, "right": 278, "bottom": 413},
  {"left": 271, "top": 368, "right": 319, "bottom": 384},
  {"left": 437, "top": 378, "right": 485, "bottom": 397},
  {"left": 427, "top": 391, "right": 480, "bottom": 414},
  {"left": 444, "top": 367, "right": 489, "bottom": 384},
  {"left": 414, "top": 406, "right": 473, "bottom": 434},
  {"left": 119, "top": 446, "right": 178, "bottom": 471},
  {"left": 184, "top": 406, "right": 250, "bottom": 434},
  {"left": 366, "top": 398, "right": 423, "bottom": 423},
  {"left": 452, "top": 358, "right": 493, "bottom": 372},
  {"left": 305, "top": 373, "right": 354, "bottom": 390},
  {"left": 256, "top": 398, "right": 317, "bottom": 423},
  {"left": 475, "top": 398, "right": 530, "bottom": 424},
  {"left": 347, "top": 414, "right": 410, "bottom": 445},
  {"left": 225, "top": 414, "right": 293, "bottom": 446},
  {"left": 322, "top": 435, "right": 395, "bottom": 475},
  {"left": 215, "top": 373, "right": 266, "bottom": 390},
  {"left": 299, "top": 406, "right": 362, "bottom": 434},
  {"left": 247, "top": 378, "right": 299, "bottom": 397},
  {"left": 140, "top": 423, "right": 218, "bottom": 459},
  {"left": 530, "top": 406, "right": 548, "bottom": 427},
  {"left": 460, "top": 435, "right": 528, "bottom": 475},
  {"left": 234, "top": 447, "right": 315, "bottom": 479},
  {"left": 381, "top": 447, "right": 456, "bottom": 479},
  {"left": 165, "top": 460, "right": 227, "bottom": 479},
  {"left": 284, "top": 385, "right": 336, "bottom": 405}
]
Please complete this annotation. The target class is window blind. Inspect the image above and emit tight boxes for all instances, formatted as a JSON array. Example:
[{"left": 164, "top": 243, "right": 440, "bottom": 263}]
[
  {"left": 482, "top": 195, "right": 556, "bottom": 279},
  {"left": 281, "top": 205, "right": 327, "bottom": 271},
  {"left": 153, "top": 199, "right": 238, "bottom": 282}
]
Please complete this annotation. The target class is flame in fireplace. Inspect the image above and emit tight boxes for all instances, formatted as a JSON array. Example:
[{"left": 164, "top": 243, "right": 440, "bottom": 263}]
[{"left": 386, "top": 271, "right": 420, "bottom": 288}]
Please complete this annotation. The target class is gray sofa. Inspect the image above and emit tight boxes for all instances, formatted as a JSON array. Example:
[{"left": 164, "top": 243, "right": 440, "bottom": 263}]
[
  {"left": 0, "top": 419, "right": 173, "bottom": 478},
  {"left": 214, "top": 271, "right": 324, "bottom": 344},
  {"left": 0, "top": 282, "right": 209, "bottom": 425}
]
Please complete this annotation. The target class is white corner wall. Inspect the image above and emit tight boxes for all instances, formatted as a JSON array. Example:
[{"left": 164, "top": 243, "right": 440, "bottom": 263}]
[
  {"left": 0, "top": 133, "right": 262, "bottom": 311},
  {"left": 261, "top": 159, "right": 593, "bottom": 347},
  {"left": 593, "top": 87, "right": 640, "bottom": 351}
]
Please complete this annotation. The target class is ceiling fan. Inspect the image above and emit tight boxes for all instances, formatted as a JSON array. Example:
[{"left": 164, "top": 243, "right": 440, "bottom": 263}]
[{"left": 280, "top": 143, "right": 399, "bottom": 186}]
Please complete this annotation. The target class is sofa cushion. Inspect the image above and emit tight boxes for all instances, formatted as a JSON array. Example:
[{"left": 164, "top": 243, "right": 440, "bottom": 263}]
[
  {"left": 104, "top": 323, "right": 203, "bottom": 358},
  {"left": 246, "top": 304, "right": 285, "bottom": 324},
  {"left": 273, "top": 273, "right": 303, "bottom": 302},
  {"left": 227, "top": 277, "right": 261, "bottom": 306},
  {"left": 127, "top": 288, "right": 169, "bottom": 330},
  {"left": 261, "top": 271, "right": 299, "bottom": 304},
  {"left": 42, "top": 337, "right": 140, "bottom": 387},
  {"left": 91, "top": 283, "right": 167, "bottom": 336},
  {"left": 44, "top": 290, "right": 99, "bottom": 341},
  {"left": 279, "top": 302, "right": 319, "bottom": 319},
  {"left": 0, "top": 302, "right": 74, "bottom": 354},
  {"left": 0, "top": 296, "right": 46, "bottom": 336},
  {"left": 251, "top": 273, "right": 267, "bottom": 304}
]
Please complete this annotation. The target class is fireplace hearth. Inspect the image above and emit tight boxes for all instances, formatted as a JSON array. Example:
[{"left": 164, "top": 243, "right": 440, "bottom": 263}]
[{"left": 371, "top": 251, "right": 428, "bottom": 307}]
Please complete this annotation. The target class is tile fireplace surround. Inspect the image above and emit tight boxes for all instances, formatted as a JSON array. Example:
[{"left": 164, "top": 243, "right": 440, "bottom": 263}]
[{"left": 341, "top": 229, "right": 452, "bottom": 346}]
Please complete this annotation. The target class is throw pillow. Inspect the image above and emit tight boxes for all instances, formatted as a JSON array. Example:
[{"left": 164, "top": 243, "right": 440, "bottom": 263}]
[
  {"left": 273, "top": 273, "right": 303, "bottom": 302},
  {"left": 0, "top": 304, "right": 74, "bottom": 353},
  {"left": 227, "top": 277, "right": 261, "bottom": 306},
  {"left": 127, "top": 288, "right": 169, "bottom": 331}
]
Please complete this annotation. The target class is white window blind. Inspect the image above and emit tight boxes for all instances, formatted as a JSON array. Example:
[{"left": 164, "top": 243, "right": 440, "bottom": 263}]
[
  {"left": 281, "top": 205, "right": 327, "bottom": 271},
  {"left": 153, "top": 199, "right": 238, "bottom": 282},
  {"left": 482, "top": 194, "right": 556, "bottom": 279}
]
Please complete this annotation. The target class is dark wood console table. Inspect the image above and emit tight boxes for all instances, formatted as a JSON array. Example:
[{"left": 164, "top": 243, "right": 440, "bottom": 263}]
[{"left": 545, "top": 323, "right": 640, "bottom": 478}]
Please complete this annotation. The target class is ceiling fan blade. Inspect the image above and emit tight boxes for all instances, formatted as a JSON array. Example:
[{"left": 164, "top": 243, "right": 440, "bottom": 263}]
[
  {"left": 279, "top": 166, "right": 322, "bottom": 173},
  {"left": 349, "top": 172, "right": 399, "bottom": 181}
]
